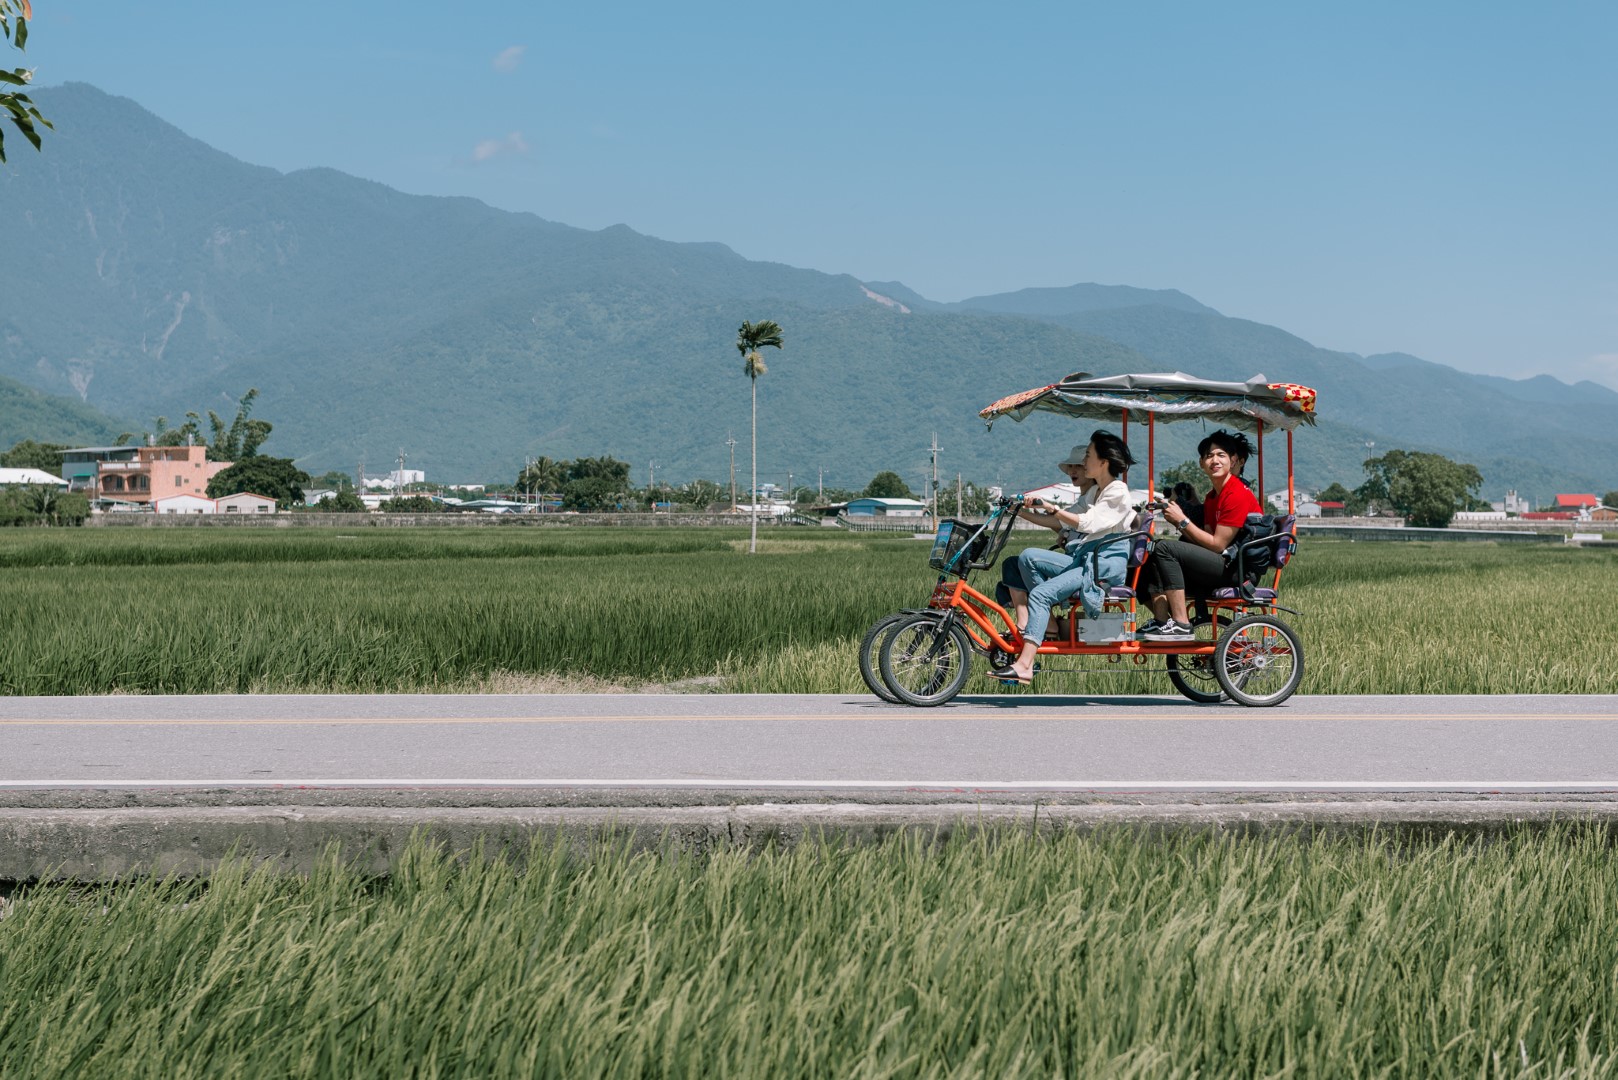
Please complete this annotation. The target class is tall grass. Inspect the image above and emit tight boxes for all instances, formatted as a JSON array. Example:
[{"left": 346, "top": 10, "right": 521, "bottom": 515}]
[
  {"left": 3, "top": 826, "right": 1617, "bottom": 1077},
  {"left": 1, "top": 529, "right": 1614, "bottom": 695}
]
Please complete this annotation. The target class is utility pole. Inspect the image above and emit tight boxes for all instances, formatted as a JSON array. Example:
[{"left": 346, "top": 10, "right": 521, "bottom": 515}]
[
  {"left": 927, "top": 432, "right": 942, "bottom": 521},
  {"left": 818, "top": 466, "right": 824, "bottom": 501},
  {"left": 787, "top": 471, "right": 794, "bottom": 507},
  {"left": 357, "top": 461, "right": 364, "bottom": 492},
  {"left": 956, "top": 473, "right": 963, "bottom": 518},
  {"left": 648, "top": 460, "right": 657, "bottom": 512},
  {"left": 725, "top": 433, "right": 738, "bottom": 511},
  {"left": 396, "top": 448, "right": 407, "bottom": 494}
]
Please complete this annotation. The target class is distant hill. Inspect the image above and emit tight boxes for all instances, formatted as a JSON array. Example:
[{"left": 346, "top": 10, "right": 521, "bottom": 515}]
[
  {"left": 955, "top": 283, "right": 1217, "bottom": 318},
  {"left": 2, "top": 82, "right": 1611, "bottom": 500},
  {"left": 0, "top": 373, "right": 127, "bottom": 449}
]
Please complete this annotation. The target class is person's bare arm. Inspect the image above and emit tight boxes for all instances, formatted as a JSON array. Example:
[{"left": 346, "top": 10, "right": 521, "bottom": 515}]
[
  {"left": 1024, "top": 497, "right": 1084, "bottom": 531},
  {"left": 1016, "top": 504, "right": 1062, "bottom": 531},
  {"left": 1161, "top": 502, "right": 1238, "bottom": 553}
]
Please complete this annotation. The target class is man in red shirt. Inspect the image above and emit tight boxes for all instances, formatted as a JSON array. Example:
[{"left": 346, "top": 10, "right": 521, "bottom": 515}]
[{"left": 1140, "top": 430, "right": 1262, "bottom": 641}]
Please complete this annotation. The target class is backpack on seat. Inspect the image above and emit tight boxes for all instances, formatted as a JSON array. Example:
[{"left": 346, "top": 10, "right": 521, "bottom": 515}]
[{"left": 1223, "top": 513, "right": 1296, "bottom": 596}]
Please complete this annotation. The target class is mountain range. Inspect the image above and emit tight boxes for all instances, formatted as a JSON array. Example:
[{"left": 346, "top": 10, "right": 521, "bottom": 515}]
[{"left": 2, "top": 82, "right": 1614, "bottom": 501}]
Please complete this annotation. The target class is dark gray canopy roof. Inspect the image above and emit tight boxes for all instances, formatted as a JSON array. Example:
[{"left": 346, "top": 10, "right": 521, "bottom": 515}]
[{"left": 980, "top": 371, "right": 1318, "bottom": 433}]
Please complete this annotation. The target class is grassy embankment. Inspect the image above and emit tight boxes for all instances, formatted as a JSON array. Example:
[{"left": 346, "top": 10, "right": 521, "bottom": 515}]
[
  {"left": 3, "top": 826, "right": 1617, "bottom": 1077},
  {"left": 1, "top": 527, "right": 1614, "bottom": 695}
]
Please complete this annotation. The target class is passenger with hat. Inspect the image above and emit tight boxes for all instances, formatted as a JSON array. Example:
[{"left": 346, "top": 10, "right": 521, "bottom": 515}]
[{"left": 991, "top": 430, "right": 1136, "bottom": 685}]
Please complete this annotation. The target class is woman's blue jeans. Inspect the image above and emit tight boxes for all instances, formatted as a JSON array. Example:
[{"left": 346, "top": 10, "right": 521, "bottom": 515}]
[
  {"left": 1015, "top": 547, "right": 1084, "bottom": 643},
  {"left": 996, "top": 547, "right": 1071, "bottom": 612}
]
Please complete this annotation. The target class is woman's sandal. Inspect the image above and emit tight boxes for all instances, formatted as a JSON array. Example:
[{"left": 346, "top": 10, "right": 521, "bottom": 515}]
[{"left": 988, "top": 666, "right": 1033, "bottom": 686}]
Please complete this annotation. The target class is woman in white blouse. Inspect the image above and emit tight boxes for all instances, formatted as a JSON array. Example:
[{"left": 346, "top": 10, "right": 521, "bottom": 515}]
[{"left": 990, "top": 430, "right": 1136, "bottom": 685}]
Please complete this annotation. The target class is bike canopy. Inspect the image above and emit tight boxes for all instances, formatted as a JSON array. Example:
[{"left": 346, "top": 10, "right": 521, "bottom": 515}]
[{"left": 979, "top": 371, "right": 1318, "bottom": 434}]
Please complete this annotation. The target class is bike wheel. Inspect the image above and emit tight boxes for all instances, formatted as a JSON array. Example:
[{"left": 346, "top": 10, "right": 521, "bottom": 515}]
[
  {"left": 878, "top": 614, "right": 974, "bottom": 707},
  {"left": 1165, "top": 613, "right": 1228, "bottom": 704},
  {"left": 1214, "top": 614, "right": 1304, "bottom": 707},
  {"left": 858, "top": 613, "right": 910, "bottom": 704}
]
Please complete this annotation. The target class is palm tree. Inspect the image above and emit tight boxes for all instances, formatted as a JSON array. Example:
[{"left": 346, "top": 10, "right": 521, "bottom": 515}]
[
  {"left": 517, "top": 456, "right": 567, "bottom": 509},
  {"left": 735, "top": 319, "right": 784, "bottom": 554}
]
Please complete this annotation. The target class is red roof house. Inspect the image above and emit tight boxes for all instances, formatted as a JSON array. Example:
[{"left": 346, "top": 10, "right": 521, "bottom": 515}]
[{"left": 1555, "top": 494, "right": 1599, "bottom": 509}]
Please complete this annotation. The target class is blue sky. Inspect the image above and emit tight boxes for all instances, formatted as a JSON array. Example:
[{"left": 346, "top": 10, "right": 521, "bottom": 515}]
[{"left": 21, "top": 0, "right": 1618, "bottom": 388}]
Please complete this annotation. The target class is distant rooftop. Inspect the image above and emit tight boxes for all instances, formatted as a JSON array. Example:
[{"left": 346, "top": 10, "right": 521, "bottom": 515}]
[{"left": 0, "top": 467, "right": 68, "bottom": 485}]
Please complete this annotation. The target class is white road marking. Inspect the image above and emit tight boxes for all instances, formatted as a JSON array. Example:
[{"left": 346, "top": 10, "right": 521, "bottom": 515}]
[
  {"left": 1, "top": 713, "right": 1616, "bottom": 726},
  {"left": 4, "top": 779, "right": 1618, "bottom": 791}
]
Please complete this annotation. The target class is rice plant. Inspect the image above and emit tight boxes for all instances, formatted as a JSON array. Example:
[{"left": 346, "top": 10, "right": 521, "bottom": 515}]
[
  {"left": 3, "top": 826, "right": 1617, "bottom": 1078},
  {"left": 0, "top": 529, "right": 1613, "bottom": 695}
]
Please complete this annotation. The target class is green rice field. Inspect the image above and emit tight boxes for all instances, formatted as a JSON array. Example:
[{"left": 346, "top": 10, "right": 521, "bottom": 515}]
[
  {"left": 0, "top": 526, "right": 1614, "bottom": 695},
  {"left": 3, "top": 826, "right": 1617, "bottom": 1078}
]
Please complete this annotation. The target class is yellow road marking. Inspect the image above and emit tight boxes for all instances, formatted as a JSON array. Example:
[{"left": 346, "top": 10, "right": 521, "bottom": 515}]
[{"left": 1, "top": 713, "right": 1616, "bottom": 727}]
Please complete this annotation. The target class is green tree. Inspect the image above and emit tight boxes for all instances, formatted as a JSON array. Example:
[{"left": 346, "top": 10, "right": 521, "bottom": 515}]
[
  {"left": 315, "top": 470, "right": 355, "bottom": 492},
  {"left": 862, "top": 471, "right": 915, "bottom": 499},
  {"left": 118, "top": 414, "right": 202, "bottom": 448},
  {"left": 516, "top": 456, "right": 568, "bottom": 497},
  {"left": 381, "top": 494, "right": 442, "bottom": 513},
  {"left": 20, "top": 482, "right": 55, "bottom": 522},
  {"left": 116, "top": 389, "right": 273, "bottom": 461},
  {"left": 959, "top": 483, "right": 993, "bottom": 516},
  {"left": 0, "top": 439, "right": 67, "bottom": 473},
  {"left": 1316, "top": 482, "right": 1353, "bottom": 504},
  {"left": 1361, "top": 450, "right": 1483, "bottom": 528},
  {"left": 674, "top": 478, "right": 723, "bottom": 508},
  {"left": 1158, "top": 460, "right": 1206, "bottom": 493},
  {"left": 1604, "top": 491, "right": 1618, "bottom": 510},
  {"left": 561, "top": 475, "right": 622, "bottom": 512},
  {"left": 311, "top": 490, "right": 366, "bottom": 512},
  {"left": 555, "top": 456, "right": 630, "bottom": 510},
  {"left": 735, "top": 319, "right": 784, "bottom": 554},
  {"left": 567, "top": 455, "right": 631, "bottom": 486},
  {"left": 206, "top": 456, "right": 309, "bottom": 508},
  {"left": 0, "top": 486, "right": 87, "bottom": 526},
  {"left": 0, "top": 1, "right": 50, "bottom": 165},
  {"left": 205, "top": 388, "right": 273, "bottom": 461}
]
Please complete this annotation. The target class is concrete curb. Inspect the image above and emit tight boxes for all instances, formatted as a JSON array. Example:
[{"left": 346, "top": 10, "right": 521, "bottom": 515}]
[{"left": 7, "top": 801, "right": 1618, "bottom": 881}]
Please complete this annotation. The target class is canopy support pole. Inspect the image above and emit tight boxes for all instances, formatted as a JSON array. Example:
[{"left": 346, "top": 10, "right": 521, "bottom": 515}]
[
  {"left": 1120, "top": 409, "right": 1129, "bottom": 482},
  {"left": 1287, "top": 429, "right": 1295, "bottom": 515},
  {"left": 1148, "top": 412, "right": 1155, "bottom": 495},
  {"left": 1257, "top": 421, "right": 1265, "bottom": 509}
]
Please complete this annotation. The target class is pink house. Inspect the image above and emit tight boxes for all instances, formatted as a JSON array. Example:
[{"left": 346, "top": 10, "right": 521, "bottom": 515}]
[{"left": 82, "top": 444, "right": 232, "bottom": 506}]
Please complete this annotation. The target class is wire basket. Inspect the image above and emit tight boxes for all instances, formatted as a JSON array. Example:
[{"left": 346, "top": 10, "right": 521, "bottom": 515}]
[{"left": 928, "top": 518, "right": 989, "bottom": 574}]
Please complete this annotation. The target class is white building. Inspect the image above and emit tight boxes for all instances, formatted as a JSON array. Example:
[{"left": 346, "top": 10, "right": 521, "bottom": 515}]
[
  {"left": 1491, "top": 489, "right": 1531, "bottom": 516},
  {"left": 0, "top": 467, "right": 68, "bottom": 488},
  {"left": 216, "top": 492, "right": 277, "bottom": 514},
  {"left": 845, "top": 497, "right": 927, "bottom": 517},
  {"left": 732, "top": 502, "right": 793, "bottom": 518},
  {"left": 1022, "top": 481, "right": 1087, "bottom": 506},
  {"left": 154, "top": 494, "right": 216, "bottom": 515}
]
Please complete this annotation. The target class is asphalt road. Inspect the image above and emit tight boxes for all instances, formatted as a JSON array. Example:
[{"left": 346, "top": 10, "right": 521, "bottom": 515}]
[{"left": 4, "top": 693, "right": 1618, "bottom": 793}]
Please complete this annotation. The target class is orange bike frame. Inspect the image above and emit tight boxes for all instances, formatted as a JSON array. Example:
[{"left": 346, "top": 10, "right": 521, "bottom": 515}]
[{"left": 925, "top": 403, "right": 1294, "bottom": 661}]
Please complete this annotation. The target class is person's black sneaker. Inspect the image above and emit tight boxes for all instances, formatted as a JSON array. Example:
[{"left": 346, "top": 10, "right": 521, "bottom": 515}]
[
  {"left": 1136, "top": 618, "right": 1168, "bottom": 638},
  {"left": 1143, "top": 620, "right": 1192, "bottom": 642}
]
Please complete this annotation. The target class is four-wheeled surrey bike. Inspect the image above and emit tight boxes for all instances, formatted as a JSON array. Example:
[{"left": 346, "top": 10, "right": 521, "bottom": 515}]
[{"left": 860, "top": 371, "right": 1316, "bottom": 708}]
